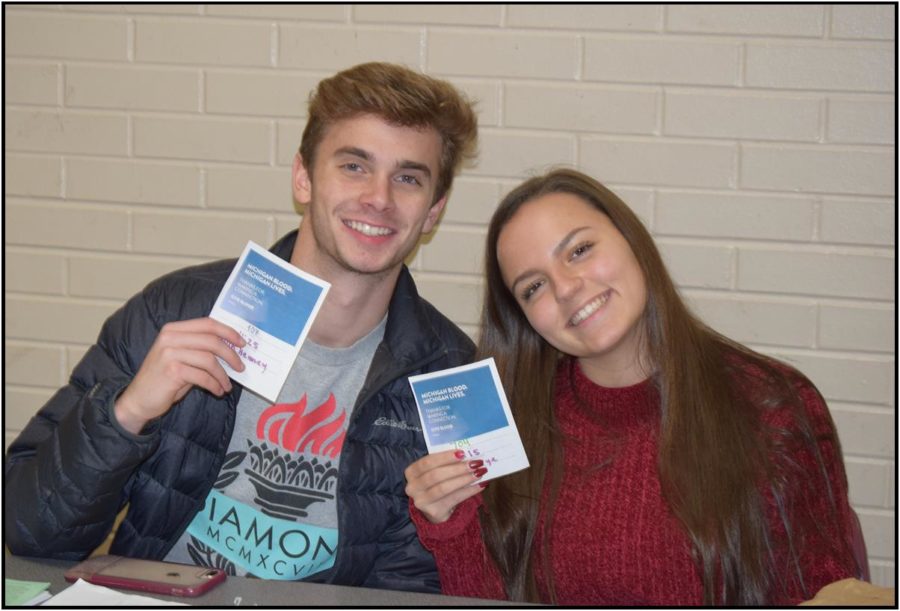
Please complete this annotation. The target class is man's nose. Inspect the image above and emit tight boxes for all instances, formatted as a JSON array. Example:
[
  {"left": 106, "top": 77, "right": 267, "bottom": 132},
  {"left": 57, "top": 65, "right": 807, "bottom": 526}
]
[{"left": 361, "top": 175, "right": 392, "bottom": 211}]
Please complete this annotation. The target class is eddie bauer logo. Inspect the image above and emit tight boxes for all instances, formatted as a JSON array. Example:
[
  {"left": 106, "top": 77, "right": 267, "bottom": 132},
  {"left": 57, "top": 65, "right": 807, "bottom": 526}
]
[{"left": 373, "top": 416, "right": 422, "bottom": 432}]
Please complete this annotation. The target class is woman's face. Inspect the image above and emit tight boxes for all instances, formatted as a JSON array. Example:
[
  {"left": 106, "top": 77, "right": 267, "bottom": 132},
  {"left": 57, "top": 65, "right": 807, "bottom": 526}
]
[{"left": 497, "top": 191, "right": 649, "bottom": 386}]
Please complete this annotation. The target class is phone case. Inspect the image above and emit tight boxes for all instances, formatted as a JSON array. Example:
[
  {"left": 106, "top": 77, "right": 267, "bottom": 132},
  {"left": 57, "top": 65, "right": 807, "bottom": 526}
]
[{"left": 64, "top": 555, "right": 226, "bottom": 597}]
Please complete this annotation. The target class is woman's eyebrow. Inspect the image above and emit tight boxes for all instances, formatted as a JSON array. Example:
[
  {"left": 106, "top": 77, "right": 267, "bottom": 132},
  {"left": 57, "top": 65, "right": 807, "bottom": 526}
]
[
  {"left": 510, "top": 226, "right": 590, "bottom": 292},
  {"left": 552, "top": 226, "right": 590, "bottom": 258}
]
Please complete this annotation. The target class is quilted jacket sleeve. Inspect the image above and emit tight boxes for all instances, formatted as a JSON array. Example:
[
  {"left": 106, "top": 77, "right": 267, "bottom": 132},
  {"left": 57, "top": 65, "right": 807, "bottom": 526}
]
[
  {"left": 361, "top": 499, "right": 442, "bottom": 593},
  {"left": 4, "top": 290, "right": 164, "bottom": 560}
]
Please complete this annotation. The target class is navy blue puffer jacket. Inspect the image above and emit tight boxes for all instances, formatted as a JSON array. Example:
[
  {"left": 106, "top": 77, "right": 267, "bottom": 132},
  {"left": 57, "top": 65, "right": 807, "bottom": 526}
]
[{"left": 5, "top": 231, "right": 475, "bottom": 593}]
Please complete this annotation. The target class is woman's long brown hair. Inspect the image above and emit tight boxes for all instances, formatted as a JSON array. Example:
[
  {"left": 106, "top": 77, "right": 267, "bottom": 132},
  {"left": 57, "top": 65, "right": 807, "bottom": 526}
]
[{"left": 476, "top": 168, "right": 853, "bottom": 604}]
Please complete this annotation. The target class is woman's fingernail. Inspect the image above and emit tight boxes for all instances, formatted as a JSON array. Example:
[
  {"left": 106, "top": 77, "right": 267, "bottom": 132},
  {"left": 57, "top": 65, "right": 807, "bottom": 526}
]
[
  {"left": 478, "top": 482, "right": 489, "bottom": 489},
  {"left": 454, "top": 450, "right": 465, "bottom": 459},
  {"left": 468, "top": 460, "right": 484, "bottom": 470},
  {"left": 473, "top": 467, "right": 488, "bottom": 479}
]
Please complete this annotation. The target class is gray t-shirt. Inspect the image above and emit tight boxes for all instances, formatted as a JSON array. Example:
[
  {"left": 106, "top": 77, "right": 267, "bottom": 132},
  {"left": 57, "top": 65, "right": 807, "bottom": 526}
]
[{"left": 165, "top": 316, "right": 386, "bottom": 579}]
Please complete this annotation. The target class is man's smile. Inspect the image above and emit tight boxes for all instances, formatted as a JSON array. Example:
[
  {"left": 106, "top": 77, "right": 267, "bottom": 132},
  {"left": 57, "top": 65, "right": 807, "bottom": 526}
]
[{"left": 344, "top": 219, "right": 395, "bottom": 237}]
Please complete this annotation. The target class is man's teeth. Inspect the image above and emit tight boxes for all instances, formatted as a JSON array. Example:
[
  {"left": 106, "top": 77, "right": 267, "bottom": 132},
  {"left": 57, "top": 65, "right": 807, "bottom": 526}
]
[
  {"left": 347, "top": 220, "right": 392, "bottom": 236},
  {"left": 570, "top": 294, "right": 609, "bottom": 325}
]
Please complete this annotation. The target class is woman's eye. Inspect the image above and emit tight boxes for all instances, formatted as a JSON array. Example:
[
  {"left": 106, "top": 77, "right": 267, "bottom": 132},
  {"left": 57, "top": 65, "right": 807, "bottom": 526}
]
[
  {"left": 569, "top": 242, "right": 593, "bottom": 260},
  {"left": 521, "top": 280, "right": 544, "bottom": 301}
]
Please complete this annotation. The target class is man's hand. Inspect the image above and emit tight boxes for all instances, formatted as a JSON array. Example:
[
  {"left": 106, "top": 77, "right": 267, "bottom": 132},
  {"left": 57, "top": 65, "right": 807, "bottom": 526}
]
[
  {"left": 114, "top": 318, "right": 246, "bottom": 434},
  {"left": 404, "top": 449, "right": 488, "bottom": 524}
]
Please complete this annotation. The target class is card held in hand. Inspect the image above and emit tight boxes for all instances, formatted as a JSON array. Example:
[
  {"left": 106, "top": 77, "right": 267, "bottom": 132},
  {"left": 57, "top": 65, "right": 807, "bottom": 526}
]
[
  {"left": 210, "top": 241, "right": 330, "bottom": 402},
  {"left": 409, "top": 358, "right": 529, "bottom": 482}
]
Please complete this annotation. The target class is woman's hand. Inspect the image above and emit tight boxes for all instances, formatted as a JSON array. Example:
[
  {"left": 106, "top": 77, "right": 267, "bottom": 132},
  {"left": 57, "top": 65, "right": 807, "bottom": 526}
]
[{"left": 405, "top": 449, "right": 488, "bottom": 524}]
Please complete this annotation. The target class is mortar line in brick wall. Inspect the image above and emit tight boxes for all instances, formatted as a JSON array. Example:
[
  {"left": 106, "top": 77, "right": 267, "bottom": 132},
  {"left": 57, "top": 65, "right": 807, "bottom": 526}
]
[
  {"left": 818, "top": 97, "right": 830, "bottom": 144},
  {"left": 823, "top": 5, "right": 835, "bottom": 40},
  {"left": 269, "top": 23, "right": 278, "bottom": 68},
  {"left": 126, "top": 17, "right": 135, "bottom": 63}
]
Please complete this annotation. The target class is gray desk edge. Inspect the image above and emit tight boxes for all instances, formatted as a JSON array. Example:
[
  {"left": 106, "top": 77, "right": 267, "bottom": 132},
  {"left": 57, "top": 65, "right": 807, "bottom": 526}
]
[{"left": 5, "top": 554, "right": 532, "bottom": 607}]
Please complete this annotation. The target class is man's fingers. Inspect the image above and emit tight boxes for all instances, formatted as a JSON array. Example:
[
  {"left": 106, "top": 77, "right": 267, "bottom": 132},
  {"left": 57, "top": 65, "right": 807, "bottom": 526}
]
[
  {"left": 154, "top": 327, "right": 246, "bottom": 373},
  {"left": 166, "top": 349, "right": 235, "bottom": 394},
  {"left": 161, "top": 317, "right": 244, "bottom": 340},
  {"left": 176, "top": 362, "right": 231, "bottom": 397}
]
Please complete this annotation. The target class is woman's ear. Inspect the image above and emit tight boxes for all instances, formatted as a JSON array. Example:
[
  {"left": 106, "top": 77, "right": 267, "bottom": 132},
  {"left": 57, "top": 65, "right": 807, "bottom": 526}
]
[{"left": 292, "top": 154, "right": 312, "bottom": 204}]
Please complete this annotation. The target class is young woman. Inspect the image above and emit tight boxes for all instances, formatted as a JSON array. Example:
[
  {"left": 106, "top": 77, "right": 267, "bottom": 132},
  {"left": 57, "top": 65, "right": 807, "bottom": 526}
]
[{"left": 404, "top": 169, "right": 860, "bottom": 605}]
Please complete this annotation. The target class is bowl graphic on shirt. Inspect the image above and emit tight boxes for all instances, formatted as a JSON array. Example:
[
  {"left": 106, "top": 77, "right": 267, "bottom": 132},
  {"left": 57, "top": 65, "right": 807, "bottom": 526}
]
[{"left": 244, "top": 393, "right": 344, "bottom": 520}]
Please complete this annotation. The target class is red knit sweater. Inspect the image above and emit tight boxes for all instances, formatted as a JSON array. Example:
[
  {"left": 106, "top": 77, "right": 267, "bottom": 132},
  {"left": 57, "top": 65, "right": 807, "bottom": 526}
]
[{"left": 412, "top": 359, "right": 856, "bottom": 605}]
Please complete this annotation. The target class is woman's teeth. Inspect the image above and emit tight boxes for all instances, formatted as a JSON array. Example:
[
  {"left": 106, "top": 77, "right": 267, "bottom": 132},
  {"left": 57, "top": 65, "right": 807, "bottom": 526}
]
[{"left": 569, "top": 293, "right": 609, "bottom": 326}]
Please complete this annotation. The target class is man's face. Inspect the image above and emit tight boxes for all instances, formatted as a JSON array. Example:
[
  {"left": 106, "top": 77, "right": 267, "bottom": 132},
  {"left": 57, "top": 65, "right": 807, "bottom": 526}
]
[{"left": 293, "top": 114, "right": 446, "bottom": 281}]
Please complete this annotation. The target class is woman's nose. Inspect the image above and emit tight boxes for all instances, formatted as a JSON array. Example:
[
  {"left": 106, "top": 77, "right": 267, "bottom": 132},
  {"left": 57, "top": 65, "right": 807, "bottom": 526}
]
[{"left": 553, "top": 269, "right": 582, "bottom": 302}]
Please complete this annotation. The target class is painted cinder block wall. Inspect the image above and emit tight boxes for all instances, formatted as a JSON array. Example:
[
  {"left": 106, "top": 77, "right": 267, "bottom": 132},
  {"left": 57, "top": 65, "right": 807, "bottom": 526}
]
[{"left": 4, "top": 4, "right": 895, "bottom": 586}]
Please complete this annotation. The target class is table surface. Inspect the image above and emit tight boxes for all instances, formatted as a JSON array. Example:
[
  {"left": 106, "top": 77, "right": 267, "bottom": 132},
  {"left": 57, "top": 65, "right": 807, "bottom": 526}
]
[{"left": 5, "top": 554, "right": 523, "bottom": 606}]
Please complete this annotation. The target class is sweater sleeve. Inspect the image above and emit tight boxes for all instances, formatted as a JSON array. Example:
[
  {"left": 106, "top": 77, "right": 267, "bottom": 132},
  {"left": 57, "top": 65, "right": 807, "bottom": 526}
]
[
  {"left": 410, "top": 494, "right": 509, "bottom": 600},
  {"left": 765, "top": 377, "right": 858, "bottom": 605}
]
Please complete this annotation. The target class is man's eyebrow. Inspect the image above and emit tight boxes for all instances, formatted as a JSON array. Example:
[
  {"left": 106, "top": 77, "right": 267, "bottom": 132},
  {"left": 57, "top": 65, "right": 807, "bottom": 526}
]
[
  {"left": 334, "top": 146, "right": 371, "bottom": 161},
  {"left": 397, "top": 160, "right": 432, "bottom": 178},
  {"left": 333, "top": 146, "right": 432, "bottom": 179}
]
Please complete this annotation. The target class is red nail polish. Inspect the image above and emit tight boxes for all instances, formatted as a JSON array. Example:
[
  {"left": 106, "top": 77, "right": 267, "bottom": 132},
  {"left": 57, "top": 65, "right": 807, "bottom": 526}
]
[
  {"left": 454, "top": 450, "right": 465, "bottom": 459},
  {"left": 478, "top": 482, "right": 489, "bottom": 489},
  {"left": 468, "top": 460, "right": 484, "bottom": 470},
  {"left": 473, "top": 467, "right": 488, "bottom": 478}
]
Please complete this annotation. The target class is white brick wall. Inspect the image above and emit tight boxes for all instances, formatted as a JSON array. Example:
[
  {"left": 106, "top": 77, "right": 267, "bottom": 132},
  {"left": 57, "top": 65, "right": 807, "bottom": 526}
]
[{"left": 3, "top": 4, "right": 894, "bottom": 587}]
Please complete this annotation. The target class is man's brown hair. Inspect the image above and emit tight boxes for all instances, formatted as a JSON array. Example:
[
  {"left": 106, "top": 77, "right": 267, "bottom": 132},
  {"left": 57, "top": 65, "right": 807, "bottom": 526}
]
[{"left": 299, "top": 62, "right": 478, "bottom": 203}]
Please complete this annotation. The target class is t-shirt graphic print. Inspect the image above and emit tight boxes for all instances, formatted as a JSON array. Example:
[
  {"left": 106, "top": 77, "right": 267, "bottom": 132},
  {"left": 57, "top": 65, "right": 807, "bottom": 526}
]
[
  {"left": 246, "top": 393, "right": 345, "bottom": 520},
  {"left": 165, "top": 316, "right": 386, "bottom": 580},
  {"left": 183, "top": 393, "right": 344, "bottom": 580}
]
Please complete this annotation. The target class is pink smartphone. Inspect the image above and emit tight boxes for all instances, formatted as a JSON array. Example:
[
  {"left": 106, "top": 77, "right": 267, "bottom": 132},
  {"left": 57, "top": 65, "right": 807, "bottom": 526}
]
[{"left": 64, "top": 554, "right": 226, "bottom": 597}]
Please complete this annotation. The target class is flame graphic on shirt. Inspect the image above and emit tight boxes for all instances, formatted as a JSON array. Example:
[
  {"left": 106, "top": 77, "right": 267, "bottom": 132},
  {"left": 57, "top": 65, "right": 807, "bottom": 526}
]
[{"left": 257, "top": 394, "right": 346, "bottom": 459}]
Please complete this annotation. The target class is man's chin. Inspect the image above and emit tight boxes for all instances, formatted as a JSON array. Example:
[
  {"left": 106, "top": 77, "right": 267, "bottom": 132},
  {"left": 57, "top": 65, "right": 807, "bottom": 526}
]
[{"left": 339, "top": 257, "right": 402, "bottom": 278}]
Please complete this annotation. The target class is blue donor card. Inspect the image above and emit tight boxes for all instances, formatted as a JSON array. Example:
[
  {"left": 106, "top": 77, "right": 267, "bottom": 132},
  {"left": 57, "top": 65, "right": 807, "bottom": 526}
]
[
  {"left": 221, "top": 248, "right": 321, "bottom": 346},
  {"left": 211, "top": 241, "right": 330, "bottom": 402},
  {"left": 409, "top": 358, "right": 529, "bottom": 482},
  {"left": 414, "top": 365, "right": 508, "bottom": 445}
]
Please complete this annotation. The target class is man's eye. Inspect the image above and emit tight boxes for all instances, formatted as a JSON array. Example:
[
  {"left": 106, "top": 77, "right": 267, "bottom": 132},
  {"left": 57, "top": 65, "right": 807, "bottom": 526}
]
[
  {"left": 342, "top": 162, "right": 363, "bottom": 172},
  {"left": 397, "top": 174, "right": 422, "bottom": 186}
]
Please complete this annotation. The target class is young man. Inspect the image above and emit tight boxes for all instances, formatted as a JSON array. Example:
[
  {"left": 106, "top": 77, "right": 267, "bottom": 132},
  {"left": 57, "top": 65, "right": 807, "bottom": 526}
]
[{"left": 5, "top": 63, "right": 479, "bottom": 593}]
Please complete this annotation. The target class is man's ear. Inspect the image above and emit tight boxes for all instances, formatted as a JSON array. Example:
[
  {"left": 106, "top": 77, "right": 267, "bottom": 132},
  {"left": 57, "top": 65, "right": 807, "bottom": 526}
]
[
  {"left": 422, "top": 195, "right": 448, "bottom": 234},
  {"left": 292, "top": 153, "right": 312, "bottom": 205}
]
